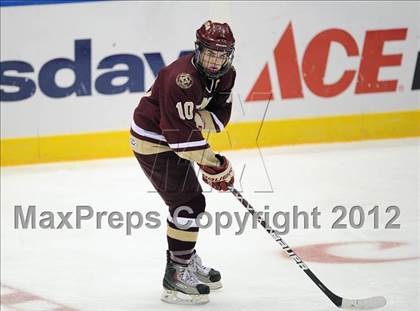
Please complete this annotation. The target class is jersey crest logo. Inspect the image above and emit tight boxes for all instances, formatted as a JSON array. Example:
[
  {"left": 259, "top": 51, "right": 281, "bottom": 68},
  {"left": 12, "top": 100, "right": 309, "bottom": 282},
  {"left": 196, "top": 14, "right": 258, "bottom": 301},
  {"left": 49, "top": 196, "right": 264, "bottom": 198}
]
[{"left": 176, "top": 73, "right": 193, "bottom": 89}]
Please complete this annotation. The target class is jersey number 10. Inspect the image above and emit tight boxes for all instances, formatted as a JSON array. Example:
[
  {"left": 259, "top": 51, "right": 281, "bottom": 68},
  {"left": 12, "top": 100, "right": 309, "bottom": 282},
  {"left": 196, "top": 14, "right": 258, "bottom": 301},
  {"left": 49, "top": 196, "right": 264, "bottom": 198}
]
[{"left": 176, "top": 101, "right": 194, "bottom": 120}]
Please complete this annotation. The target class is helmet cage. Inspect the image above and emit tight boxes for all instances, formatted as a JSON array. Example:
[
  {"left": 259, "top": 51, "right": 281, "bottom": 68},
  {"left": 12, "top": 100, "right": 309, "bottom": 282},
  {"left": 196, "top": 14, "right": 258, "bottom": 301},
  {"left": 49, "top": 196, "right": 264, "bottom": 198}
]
[{"left": 194, "top": 41, "right": 235, "bottom": 79}]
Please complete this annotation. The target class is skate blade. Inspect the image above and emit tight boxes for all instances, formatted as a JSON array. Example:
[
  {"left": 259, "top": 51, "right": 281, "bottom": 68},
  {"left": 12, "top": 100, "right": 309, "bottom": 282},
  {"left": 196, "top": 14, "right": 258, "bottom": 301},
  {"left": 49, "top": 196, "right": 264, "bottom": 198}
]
[
  {"left": 161, "top": 289, "right": 209, "bottom": 305},
  {"left": 208, "top": 281, "right": 223, "bottom": 291}
]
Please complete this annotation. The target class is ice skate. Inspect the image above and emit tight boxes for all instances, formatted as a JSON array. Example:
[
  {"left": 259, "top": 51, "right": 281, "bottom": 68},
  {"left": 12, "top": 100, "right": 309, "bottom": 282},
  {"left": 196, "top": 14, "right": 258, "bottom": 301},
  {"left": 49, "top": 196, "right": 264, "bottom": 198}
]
[
  {"left": 161, "top": 254, "right": 210, "bottom": 305},
  {"left": 190, "top": 252, "right": 222, "bottom": 290}
]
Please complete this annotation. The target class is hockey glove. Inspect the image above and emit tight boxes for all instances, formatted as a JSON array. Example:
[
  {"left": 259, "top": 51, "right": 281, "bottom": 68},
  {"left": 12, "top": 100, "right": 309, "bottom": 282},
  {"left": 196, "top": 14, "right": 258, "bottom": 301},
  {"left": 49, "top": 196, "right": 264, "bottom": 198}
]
[{"left": 198, "top": 154, "right": 234, "bottom": 191}]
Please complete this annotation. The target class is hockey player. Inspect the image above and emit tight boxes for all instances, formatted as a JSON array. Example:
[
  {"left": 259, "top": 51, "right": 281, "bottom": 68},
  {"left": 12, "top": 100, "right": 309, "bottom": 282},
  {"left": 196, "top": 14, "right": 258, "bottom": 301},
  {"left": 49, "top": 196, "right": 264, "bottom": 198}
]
[{"left": 130, "top": 20, "right": 236, "bottom": 305}]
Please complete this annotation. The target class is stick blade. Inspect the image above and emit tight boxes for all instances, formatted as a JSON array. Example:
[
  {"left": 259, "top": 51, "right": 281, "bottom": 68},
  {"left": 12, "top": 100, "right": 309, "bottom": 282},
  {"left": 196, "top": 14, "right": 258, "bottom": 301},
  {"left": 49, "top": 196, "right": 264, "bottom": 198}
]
[{"left": 341, "top": 296, "right": 387, "bottom": 310}]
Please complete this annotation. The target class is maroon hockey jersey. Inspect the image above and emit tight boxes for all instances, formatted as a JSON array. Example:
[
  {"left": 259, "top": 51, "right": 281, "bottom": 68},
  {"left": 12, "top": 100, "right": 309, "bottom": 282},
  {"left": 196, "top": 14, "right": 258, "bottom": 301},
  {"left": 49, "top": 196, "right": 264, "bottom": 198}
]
[{"left": 130, "top": 53, "right": 235, "bottom": 161}]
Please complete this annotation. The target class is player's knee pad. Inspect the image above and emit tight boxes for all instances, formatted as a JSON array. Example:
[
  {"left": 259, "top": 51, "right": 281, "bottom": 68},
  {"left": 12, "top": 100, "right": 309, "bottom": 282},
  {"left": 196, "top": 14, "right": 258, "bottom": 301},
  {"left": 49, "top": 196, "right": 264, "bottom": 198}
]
[{"left": 169, "top": 193, "right": 206, "bottom": 220}]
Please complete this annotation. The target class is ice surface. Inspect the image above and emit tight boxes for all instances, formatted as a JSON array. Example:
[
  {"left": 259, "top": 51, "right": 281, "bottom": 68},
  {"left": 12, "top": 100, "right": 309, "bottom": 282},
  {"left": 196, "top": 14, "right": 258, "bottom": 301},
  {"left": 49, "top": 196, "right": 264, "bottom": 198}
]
[{"left": 1, "top": 138, "right": 419, "bottom": 310}]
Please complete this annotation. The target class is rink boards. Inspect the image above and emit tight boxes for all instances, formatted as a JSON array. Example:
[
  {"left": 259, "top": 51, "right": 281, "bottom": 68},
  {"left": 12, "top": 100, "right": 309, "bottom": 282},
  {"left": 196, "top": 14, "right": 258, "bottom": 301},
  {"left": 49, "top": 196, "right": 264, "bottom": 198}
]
[{"left": 1, "top": 1, "right": 419, "bottom": 165}]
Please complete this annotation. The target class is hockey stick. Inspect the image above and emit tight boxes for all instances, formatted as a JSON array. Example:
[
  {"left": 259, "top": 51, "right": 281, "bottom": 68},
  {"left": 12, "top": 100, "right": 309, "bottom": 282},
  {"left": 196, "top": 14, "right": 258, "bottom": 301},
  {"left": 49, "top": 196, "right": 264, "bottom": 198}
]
[{"left": 228, "top": 186, "right": 387, "bottom": 310}]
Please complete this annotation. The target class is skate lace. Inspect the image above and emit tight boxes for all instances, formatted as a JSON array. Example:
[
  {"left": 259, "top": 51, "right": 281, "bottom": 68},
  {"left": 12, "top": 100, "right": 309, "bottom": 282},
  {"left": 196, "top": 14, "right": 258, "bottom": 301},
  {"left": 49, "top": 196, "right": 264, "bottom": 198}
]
[
  {"left": 191, "top": 253, "right": 211, "bottom": 275},
  {"left": 180, "top": 264, "right": 201, "bottom": 286}
]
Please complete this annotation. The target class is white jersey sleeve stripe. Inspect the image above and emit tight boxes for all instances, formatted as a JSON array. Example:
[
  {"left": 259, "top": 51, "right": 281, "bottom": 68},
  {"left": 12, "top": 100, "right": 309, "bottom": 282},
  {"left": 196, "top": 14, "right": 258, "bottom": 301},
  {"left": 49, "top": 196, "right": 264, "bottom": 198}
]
[
  {"left": 168, "top": 140, "right": 208, "bottom": 149},
  {"left": 131, "top": 120, "right": 167, "bottom": 142},
  {"left": 210, "top": 112, "right": 225, "bottom": 131}
]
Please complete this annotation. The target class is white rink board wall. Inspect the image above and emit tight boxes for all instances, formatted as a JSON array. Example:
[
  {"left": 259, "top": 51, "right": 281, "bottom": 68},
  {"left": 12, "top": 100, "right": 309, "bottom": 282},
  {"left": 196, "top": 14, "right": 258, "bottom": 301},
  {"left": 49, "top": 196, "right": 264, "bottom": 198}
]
[{"left": 1, "top": 1, "right": 419, "bottom": 164}]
